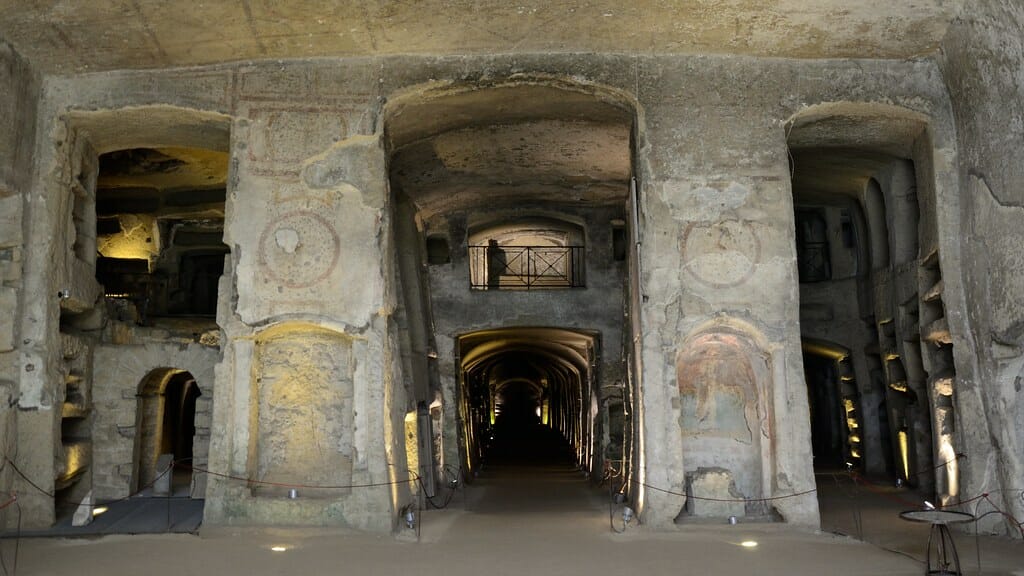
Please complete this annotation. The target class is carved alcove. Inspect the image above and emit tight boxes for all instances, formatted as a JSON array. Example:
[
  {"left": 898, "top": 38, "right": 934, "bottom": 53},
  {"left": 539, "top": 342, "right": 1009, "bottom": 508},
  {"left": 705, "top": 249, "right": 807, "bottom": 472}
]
[
  {"left": 249, "top": 323, "right": 355, "bottom": 497},
  {"left": 675, "top": 325, "right": 774, "bottom": 517}
]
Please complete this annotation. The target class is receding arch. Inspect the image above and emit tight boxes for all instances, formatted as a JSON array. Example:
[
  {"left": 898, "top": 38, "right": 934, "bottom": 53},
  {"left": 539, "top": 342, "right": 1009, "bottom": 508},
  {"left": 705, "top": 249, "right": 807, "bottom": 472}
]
[
  {"left": 801, "top": 339, "right": 864, "bottom": 470},
  {"left": 67, "top": 105, "right": 232, "bottom": 508},
  {"left": 385, "top": 77, "right": 639, "bottom": 521},
  {"left": 457, "top": 327, "right": 599, "bottom": 477},
  {"left": 786, "top": 101, "right": 956, "bottom": 511}
]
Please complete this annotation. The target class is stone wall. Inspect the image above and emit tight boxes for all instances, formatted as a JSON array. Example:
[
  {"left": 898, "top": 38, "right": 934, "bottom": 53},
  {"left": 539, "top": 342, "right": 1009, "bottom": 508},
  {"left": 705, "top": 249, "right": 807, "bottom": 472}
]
[
  {"left": 939, "top": 0, "right": 1024, "bottom": 534},
  {"left": 632, "top": 55, "right": 958, "bottom": 527},
  {"left": 0, "top": 41, "right": 39, "bottom": 529},
  {"left": 91, "top": 328, "right": 219, "bottom": 500}
]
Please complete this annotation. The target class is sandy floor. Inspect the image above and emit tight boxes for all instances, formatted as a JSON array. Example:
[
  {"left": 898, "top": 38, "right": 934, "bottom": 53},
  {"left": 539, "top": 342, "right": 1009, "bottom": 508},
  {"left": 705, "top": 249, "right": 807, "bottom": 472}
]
[
  {"left": 4, "top": 426, "right": 1019, "bottom": 573},
  {"left": 6, "top": 440, "right": 1023, "bottom": 576}
]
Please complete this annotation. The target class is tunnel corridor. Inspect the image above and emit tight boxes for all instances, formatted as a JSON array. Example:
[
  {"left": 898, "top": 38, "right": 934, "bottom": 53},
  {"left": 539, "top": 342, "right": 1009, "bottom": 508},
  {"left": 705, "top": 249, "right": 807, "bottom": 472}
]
[{"left": 457, "top": 328, "right": 602, "bottom": 510}]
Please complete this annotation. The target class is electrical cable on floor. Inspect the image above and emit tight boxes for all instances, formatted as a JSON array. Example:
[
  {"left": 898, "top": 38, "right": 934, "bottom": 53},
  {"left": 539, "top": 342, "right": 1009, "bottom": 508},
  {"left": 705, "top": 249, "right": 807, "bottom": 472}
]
[
  {"left": 0, "top": 498, "right": 21, "bottom": 576},
  {"left": 638, "top": 478, "right": 818, "bottom": 503},
  {"left": 401, "top": 469, "right": 423, "bottom": 541},
  {"left": 603, "top": 462, "right": 634, "bottom": 534},
  {"left": 423, "top": 465, "right": 461, "bottom": 510}
]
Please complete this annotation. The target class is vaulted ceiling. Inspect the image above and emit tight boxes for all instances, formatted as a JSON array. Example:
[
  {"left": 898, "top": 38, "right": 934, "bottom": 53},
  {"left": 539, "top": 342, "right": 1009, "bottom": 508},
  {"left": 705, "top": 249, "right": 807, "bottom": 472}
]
[{"left": 0, "top": 0, "right": 962, "bottom": 74}]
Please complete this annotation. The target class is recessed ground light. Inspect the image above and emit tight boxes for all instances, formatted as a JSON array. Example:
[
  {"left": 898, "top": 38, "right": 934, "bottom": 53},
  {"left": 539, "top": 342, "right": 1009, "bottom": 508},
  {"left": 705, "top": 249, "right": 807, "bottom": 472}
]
[
  {"left": 270, "top": 546, "right": 288, "bottom": 552},
  {"left": 92, "top": 506, "right": 109, "bottom": 517},
  {"left": 740, "top": 540, "right": 758, "bottom": 548}
]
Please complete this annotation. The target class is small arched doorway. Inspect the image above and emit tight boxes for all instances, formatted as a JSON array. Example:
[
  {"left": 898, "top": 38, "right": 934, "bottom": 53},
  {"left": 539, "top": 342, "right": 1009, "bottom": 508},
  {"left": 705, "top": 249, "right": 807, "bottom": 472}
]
[
  {"left": 133, "top": 368, "right": 202, "bottom": 496},
  {"left": 802, "top": 340, "right": 863, "bottom": 472}
]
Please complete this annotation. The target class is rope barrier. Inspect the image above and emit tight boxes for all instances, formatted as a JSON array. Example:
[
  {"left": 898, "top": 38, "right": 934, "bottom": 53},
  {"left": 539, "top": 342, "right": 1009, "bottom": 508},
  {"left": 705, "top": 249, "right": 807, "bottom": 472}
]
[
  {"left": 638, "top": 479, "right": 818, "bottom": 503},
  {"left": 3, "top": 456, "right": 175, "bottom": 510},
  {"left": 599, "top": 452, "right": 1024, "bottom": 539},
  {"left": 979, "top": 494, "right": 1024, "bottom": 540},
  {"left": 4, "top": 451, "right": 1021, "bottom": 539},
  {"left": 181, "top": 462, "right": 417, "bottom": 490}
]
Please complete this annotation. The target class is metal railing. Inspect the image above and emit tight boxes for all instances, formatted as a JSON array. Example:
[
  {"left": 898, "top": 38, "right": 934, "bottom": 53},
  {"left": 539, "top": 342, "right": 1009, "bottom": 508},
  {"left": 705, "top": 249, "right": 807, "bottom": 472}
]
[{"left": 469, "top": 245, "right": 585, "bottom": 289}]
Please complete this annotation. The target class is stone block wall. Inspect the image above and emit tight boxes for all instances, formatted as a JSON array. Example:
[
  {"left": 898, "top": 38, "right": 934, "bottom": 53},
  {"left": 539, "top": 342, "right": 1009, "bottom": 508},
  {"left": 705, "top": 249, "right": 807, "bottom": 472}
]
[{"left": 91, "top": 333, "right": 219, "bottom": 500}]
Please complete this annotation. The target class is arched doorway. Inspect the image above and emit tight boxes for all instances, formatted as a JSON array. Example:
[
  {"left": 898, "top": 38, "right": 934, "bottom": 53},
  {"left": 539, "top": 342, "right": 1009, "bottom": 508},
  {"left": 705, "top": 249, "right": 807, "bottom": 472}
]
[
  {"left": 458, "top": 328, "right": 599, "bottom": 474},
  {"left": 787, "top": 104, "right": 938, "bottom": 490},
  {"left": 802, "top": 340, "right": 864, "bottom": 472},
  {"left": 134, "top": 368, "right": 202, "bottom": 496},
  {"left": 383, "top": 78, "right": 639, "bottom": 515}
]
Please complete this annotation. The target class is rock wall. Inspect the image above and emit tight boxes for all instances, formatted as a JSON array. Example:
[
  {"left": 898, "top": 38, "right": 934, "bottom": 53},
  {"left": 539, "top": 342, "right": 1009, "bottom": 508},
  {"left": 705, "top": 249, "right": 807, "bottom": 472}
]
[
  {"left": 9, "top": 51, "right": 968, "bottom": 531},
  {"left": 420, "top": 204, "right": 628, "bottom": 476},
  {"left": 940, "top": 0, "right": 1024, "bottom": 534},
  {"left": 0, "top": 41, "right": 38, "bottom": 529},
  {"left": 633, "top": 55, "right": 958, "bottom": 527}
]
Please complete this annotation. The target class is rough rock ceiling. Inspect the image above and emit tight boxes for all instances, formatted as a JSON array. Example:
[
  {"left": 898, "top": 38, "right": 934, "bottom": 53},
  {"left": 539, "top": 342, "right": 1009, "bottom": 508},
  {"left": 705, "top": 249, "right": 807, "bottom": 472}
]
[
  {"left": 0, "top": 0, "right": 960, "bottom": 74},
  {"left": 98, "top": 147, "right": 228, "bottom": 192},
  {"left": 787, "top": 106, "right": 927, "bottom": 201},
  {"left": 387, "top": 83, "right": 633, "bottom": 215},
  {"left": 390, "top": 120, "right": 632, "bottom": 210},
  {"left": 96, "top": 147, "right": 228, "bottom": 218}
]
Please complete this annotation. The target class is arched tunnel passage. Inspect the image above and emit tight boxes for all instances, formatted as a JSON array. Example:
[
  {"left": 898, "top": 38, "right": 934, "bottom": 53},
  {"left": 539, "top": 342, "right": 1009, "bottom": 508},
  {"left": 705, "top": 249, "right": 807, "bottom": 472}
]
[{"left": 457, "top": 327, "right": 602, "bottom": 509}]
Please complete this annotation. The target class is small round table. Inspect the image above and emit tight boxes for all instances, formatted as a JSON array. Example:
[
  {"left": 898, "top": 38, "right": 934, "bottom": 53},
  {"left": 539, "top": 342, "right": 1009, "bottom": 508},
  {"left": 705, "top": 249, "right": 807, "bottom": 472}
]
[{"left": 899, "top": 509, "right": 975, "bottom": 575}]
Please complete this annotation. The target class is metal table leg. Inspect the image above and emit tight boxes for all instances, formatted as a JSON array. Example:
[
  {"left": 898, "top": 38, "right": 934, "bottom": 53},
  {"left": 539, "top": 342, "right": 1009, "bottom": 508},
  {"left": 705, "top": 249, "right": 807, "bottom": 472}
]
[{"left": 926, "top": 523, "right": 962, "bottom": 576}]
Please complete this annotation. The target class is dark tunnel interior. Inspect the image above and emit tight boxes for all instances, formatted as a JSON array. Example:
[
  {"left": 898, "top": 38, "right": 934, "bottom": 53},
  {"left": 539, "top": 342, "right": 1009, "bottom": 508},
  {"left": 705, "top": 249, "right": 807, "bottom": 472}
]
[{"left": 458, "top": 328, "right": 598, "bottom": 475}]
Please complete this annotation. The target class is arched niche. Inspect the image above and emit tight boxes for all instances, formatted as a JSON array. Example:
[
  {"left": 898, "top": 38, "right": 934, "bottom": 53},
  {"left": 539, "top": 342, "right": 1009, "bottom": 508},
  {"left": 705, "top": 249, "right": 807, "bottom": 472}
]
[
  {"left": 248, "top": 323, "right": 355, "bottom": 497},
  {"left": 675, "top": 325, "right": 773, "bottom": 516},
  {"left": 864, "top": 178, "right": 891, "bottom": 269}
]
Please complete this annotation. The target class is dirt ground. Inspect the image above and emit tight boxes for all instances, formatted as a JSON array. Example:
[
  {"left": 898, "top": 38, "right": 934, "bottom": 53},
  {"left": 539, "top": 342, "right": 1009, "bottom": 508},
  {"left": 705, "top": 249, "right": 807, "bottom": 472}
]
[{"left": 6, "top": 461, "right": 1023, "bottom": 576}]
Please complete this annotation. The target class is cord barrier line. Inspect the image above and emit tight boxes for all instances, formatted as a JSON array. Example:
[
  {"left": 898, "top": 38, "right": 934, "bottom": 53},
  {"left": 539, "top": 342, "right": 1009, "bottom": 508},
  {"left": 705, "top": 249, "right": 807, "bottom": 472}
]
[
  {"left": 980, "top": 494, "right": 1024, "bottom": 539},
  {"left": 849, "top": 471, "right": 992, "bottom": 511},
  {"left": 0, "top": 499, "right": 19, "bottom": 576},
  {"left": 3, "top": 455, "right": 418, "bottom": 505},
  {"left": 3, "top": 456, "right": 175, "bottom": 510},
  {"left": 639, "top": 480, "right": 818, "bottom": 503},
  {"left": 180, "top": 462, "right": 418, "bottom": 490},
  {"left": 601, "top": 456, "right": 1023, "bottom": 534},
  {"left": 6, "top": 453, "right": 1021, "bottom": 538},
  {"left": 912, "top": 453, "right": 968, "bottom": 477}
]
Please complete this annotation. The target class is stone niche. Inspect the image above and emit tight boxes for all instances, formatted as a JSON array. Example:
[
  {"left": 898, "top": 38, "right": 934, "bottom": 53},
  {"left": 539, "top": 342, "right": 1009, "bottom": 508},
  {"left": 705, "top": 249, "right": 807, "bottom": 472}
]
[
  {"left": 250, "top": 324, "right": 354, "bottom": 498},
  {"left": 676, "top": 327, "right": 772, "bottom": 518}
]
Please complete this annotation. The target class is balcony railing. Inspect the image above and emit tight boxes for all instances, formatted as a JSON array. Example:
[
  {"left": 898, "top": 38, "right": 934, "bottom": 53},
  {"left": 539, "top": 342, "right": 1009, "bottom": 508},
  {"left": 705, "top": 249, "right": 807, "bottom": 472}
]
[{"left": 469, "top": 245, "right": 585, "bottom": 290}]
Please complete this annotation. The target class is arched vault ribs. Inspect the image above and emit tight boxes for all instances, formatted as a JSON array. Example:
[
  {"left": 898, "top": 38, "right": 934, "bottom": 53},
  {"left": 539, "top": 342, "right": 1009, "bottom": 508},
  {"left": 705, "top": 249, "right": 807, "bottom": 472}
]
[{"left": 383, "top": 77, "right": 639, "bottom": 520}]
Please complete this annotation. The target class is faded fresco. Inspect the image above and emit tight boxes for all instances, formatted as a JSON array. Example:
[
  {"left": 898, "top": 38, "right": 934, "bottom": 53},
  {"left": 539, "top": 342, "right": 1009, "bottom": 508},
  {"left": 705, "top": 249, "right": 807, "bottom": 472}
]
[{"left": 676, "top": 329, "right": 769, "bottom": 505}]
